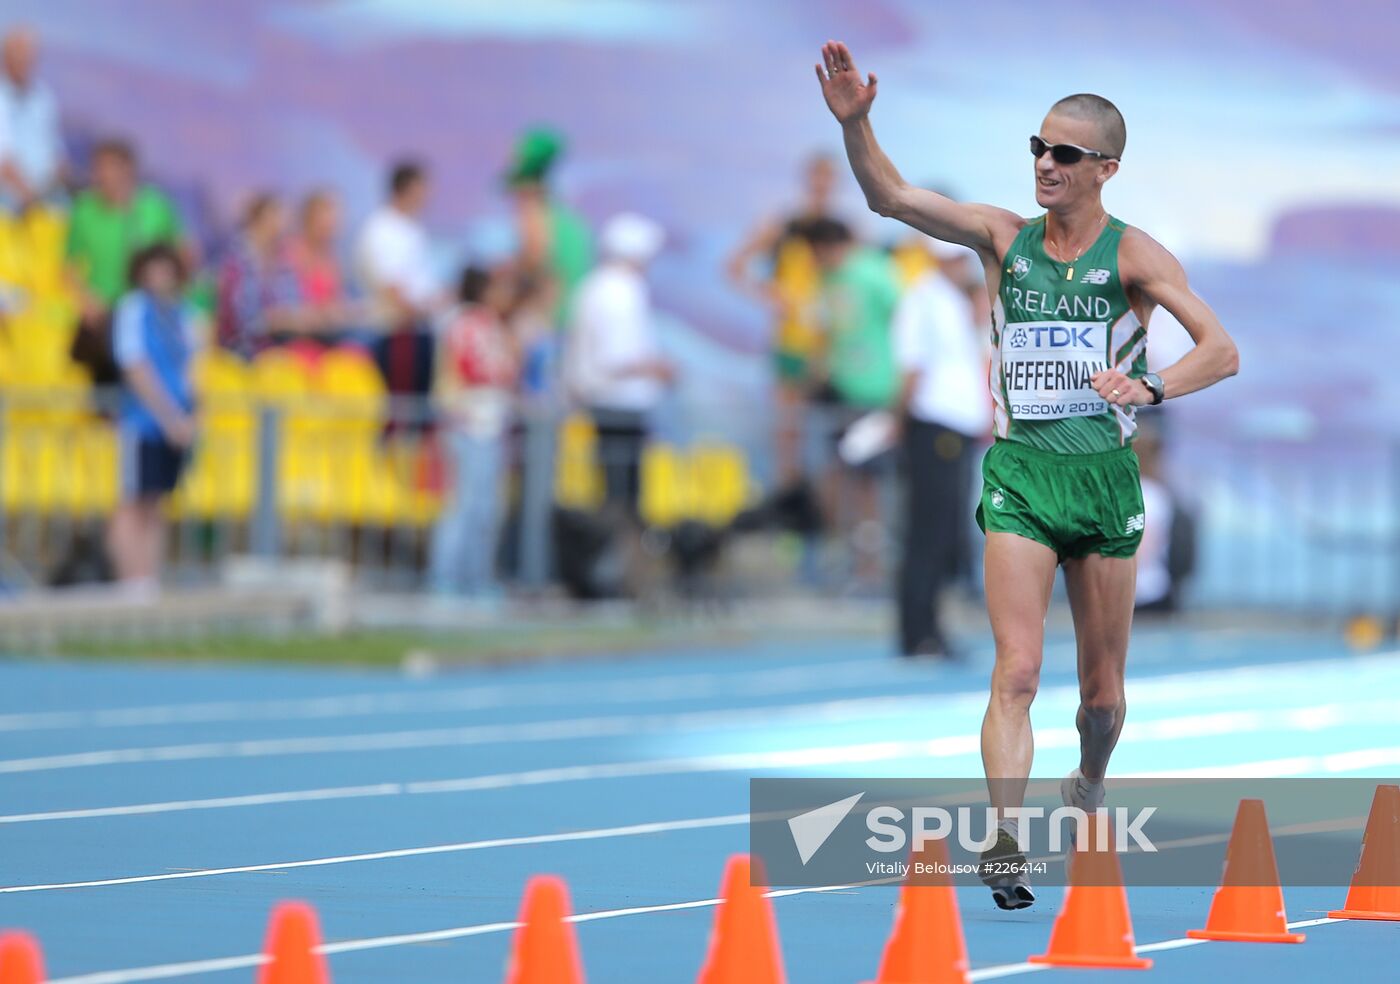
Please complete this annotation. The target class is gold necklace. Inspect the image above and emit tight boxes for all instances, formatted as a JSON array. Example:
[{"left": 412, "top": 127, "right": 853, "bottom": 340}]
[{"left": 1046, "top": 212, "right": 1108, "bottom": 282}]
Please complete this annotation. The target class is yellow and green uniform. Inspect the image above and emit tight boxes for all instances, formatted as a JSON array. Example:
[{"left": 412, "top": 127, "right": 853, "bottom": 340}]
[
  {"left": 977, "top": 215, "right": 1147, "bottom": 559},
  {"left": 770, "top": 222, "right": 822, "bottom": 382}
]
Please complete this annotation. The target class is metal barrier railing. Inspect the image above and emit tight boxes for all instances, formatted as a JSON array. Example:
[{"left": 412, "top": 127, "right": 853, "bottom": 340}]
[
  {"left": 1172, "top": 430, "right": 1400, "bottom": 614},
  {"left": 0, "top": 384, "right": 789, "bottom": 594},
  {"left": 2, "top": 381, "right": 1397, "bottom": 613}
]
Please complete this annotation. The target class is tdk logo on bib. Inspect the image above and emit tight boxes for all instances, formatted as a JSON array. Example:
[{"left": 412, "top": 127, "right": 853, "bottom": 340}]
[{"left": 1013, "top": 324, "right": 1096, "bottom": 349}]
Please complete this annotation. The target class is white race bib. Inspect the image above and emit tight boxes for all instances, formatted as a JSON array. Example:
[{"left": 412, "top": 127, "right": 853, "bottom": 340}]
[{"left": 1001, "top": 320, "right": 1109, "bottom": 420}]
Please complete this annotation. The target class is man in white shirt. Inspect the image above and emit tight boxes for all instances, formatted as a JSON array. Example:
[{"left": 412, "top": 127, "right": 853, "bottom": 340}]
[
  {"left": 894, "top": 237, "right": 991, "bottom": 657},
  {"left": 0, "top": 27, "right": 65, "bottom": 208},
  {"left": 566, "top": 212, "right": 673, "bottom": 514},
  {"left": 355, "top": 160, "right": 442, "bottom": 413},
  {"left": 356, "top": 160, "right": 440, "bottom": 314}
]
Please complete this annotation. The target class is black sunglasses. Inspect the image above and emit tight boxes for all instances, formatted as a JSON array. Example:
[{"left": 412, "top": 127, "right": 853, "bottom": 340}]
[{"left": 1029, "top": 135, "right": 1117, "bottom": 165}]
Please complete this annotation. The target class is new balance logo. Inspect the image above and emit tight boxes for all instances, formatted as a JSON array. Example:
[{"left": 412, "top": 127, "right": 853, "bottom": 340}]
[
  {"left": 1125, "top": 513, "right": 1145, "bottom": 534},
  {"left": 788, "top": 792, "right": 864, "bottom": 864},
  {"left": 1080, "top": 268, "right": 1111, "bottom": 285}
]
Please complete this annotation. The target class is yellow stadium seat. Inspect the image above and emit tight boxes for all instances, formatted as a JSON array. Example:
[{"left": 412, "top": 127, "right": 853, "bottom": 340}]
[
  {"left": 170, "top": 350, "right": 256, "bottom": 519},
  {"left": 251, "top": 347, "right": 312, "bottom": 402},
  {"left": 640, "top": 443, "right": 684, "bottom": 528},
  {"left": 192, "top": 349, "right": 250, "bottom": 398},
  {"left": 248, "top": 347, "right": 327, "bottom": 523},
  {"left": 554, "top": 413, "right": 604, "bottom": 510},
  {"left": 0, "top": 213, "right": 22, "bottom": 287},
  {"left": 67, "top": 422, "right": 118, "bottom": 513},
  {"left": 691, "top": 443, "right": 751, "bottom": 526},
  {"left": 0, "top": 206, "right": 78, "bottom": 390},
  {"left": 19, "top": 207, "right": 69, "bottom": 293},
  {"left": 319, "top": 346, "right": 385, "bottom": 402}
]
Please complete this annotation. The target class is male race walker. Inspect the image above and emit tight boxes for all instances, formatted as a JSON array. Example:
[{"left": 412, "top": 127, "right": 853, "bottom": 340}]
[{"left": 816, "top": 40, "right": 1240, "bottom": 909}]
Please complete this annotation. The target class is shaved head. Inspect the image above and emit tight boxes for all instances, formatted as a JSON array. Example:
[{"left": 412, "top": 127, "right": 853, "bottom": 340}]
[{"left": 1049, "top": 93, "right": 1125, "bottom": 159}]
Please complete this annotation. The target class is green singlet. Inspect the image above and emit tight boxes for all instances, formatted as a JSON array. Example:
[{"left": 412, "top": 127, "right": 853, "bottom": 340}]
[
  {"left": 977, "top": 215, "right": 1148, "bottom": 560},
  {"left": 991, "top": 215, "right": 1146, "bottom": 454}
]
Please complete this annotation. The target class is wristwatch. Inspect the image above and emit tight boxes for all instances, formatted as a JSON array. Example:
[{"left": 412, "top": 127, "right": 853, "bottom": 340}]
[{"left": 1142, "top": 372, "right": 1165, "bottom": 406}]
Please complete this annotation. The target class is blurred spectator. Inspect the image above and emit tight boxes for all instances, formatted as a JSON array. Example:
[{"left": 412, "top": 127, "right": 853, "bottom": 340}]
[
  {"left": 1134, "top": 423, "right": 1197, "bottom": 614},
  {"left": 806, "top": 217, "right": 900, "bottom": 584},
  {"left": 66, "top": 139, "right": 188, "bottom": 387},
  {"left": 565, "top": 213, "right": 671, "bottom": 516},
  {"left": 429, "top": 264, "right": 521, "bottom": 598},
  {"left": 285, "top": 188, "right": 369, "bottom": 347},
  {"left": 509, "top": 269, "right": 559, "bottom": 391},
  {"left": 807, "top": 218, "right": 899, "bottom": 411},
  {"left": 287, "top": 189, "right": 345, "bottom": 310},
  {"left": 727, "top": 152, "right": 842, "bottom": 485},
  {"left": 506, "top": 127, "right": 592, "bottom": 329},
  {"left": 356, "top": 159, "right": 441, "bottom": 409},
  {"left": 892, "top": 238, "right": 990, "bottom": 658},
  {"left": 107, "top": 243, "right": 202, "bottom": 595},
  {"left": 0, "top": 27, "right": 65, "bottom": 208},
  {"left": 215, "top": 193, "right": 314, "bottom": 359},
  {"left": 506, "top": 128, "right": 592, "bottom": 412}
]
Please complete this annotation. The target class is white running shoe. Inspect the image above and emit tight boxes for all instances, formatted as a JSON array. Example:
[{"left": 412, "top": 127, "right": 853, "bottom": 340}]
[
  {"left": 1061, "top": 769, "right": 1106, "bottom": 881},
  {"left": 1061, "top": 768, "right": 1105, "bottom": 811}
]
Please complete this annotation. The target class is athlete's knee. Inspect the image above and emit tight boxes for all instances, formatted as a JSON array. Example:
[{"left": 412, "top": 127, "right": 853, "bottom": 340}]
[
  {"left": 991, "top": 648, "right": 1041, "bottom": 709},
  {"left": 1077, "top": 683, "right": 1125, "bottom": 736},
  {"left": 1078, "top": 654, "right": 1124, "bottom": 707}
]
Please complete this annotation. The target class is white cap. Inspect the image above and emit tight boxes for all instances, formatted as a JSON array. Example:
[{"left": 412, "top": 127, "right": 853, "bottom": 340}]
[
  {"left": 601, "top": 212, "right": 665, "bottom": 264},
  {"left": 928, "top": 236, "right": 977, "bottom": 263}
]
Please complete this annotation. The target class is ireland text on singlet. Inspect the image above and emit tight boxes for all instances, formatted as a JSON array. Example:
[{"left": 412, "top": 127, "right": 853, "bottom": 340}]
[{"left": 990, "top": 215, "right": 1147, "bottom": 453}]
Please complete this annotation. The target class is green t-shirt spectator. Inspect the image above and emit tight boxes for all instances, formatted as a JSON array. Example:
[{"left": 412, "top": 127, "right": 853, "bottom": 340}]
[
  {"left": 823, "top": 246, "right": 901, "bottom": 409},
  {"left": 549, "top": 200, "right": 592, "bottom": 325},
  {"left": 66, "top": 186, "right": 183, "bottom": 305}
]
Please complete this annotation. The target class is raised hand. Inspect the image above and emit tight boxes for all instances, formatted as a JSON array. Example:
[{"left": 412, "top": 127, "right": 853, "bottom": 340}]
[{"left": 815, "top": 40, "right": 878, "bottom": 124}]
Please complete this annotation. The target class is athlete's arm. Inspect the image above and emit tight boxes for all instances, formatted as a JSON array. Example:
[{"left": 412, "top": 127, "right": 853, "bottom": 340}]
[
  {"left": 725, "top": 218, "right": 783, "bottom": 306},
  {"left": 1092, "top": 229, "right": 1240, "bottom": 407},
  {"left": 814, "top": 41, "right": 1022, "bottom": 257}
]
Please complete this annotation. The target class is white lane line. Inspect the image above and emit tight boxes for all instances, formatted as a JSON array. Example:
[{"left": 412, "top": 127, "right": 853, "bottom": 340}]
[
  {"left": 0, "top": 813, "right": 752, "bottom": 894},
  {"left": 968, "top": 962, "right": 1048, "bottom": 980},
  {"left": 966, "top": 918, "right": 1342, "bottom": 980},
  {"left": 0, "top": 784, "right": 408, "bottom": 823},
  {"left": 0, "top": 766, "right": 1373, "bottom": 896},
  {"left": 50, "top": 954, "right": 267, "bottom": 984},
  {"left": 0, "top": 659, "right": 891, "bottom": 733},
  {"left": 1139, "top": 746, "right": 1400, "bottom": 778},
  {"left": 45, "top": 882, "right": 875, "bottom": 984},
  {"left": 41, "top": 897, "right": 1349, "bottom": 983},
  {"left": 0, "top": 692, "right": 971, "bottom": 775},
  {"left": 4, "top": 645, "right": 1395, "bottom": 736},
  {"left": 6, "top": 697, "right": 1398, "bottom": 822},
  {"left": 4, "top": 665, "right": 1396, "bottom": 777}
]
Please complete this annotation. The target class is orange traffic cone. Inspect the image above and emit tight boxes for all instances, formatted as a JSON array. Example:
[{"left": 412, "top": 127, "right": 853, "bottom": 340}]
[
  {"left": 256, "top": 902, "right": 330, "bottom": 984},
  {"left": 863, "top": 839, "right": 969, "bottom": 984},
  {"left": 1329, "top": 784, "right": 1400, "bottom": 921},
  {"left": 1028, "top": 813, "right": 1151, "bottom": 970},
  {"left": 504, "top": 876, "right": 585, "bottom": 984},
  {"left": 0, "top": 933, "right": 44, "bottom": 984},
  {"left": 1186, "top": 799, "right": 1304, "bottom": 943},
  {"left": 696, "top": 855, "right": 785, "bottom": 984}
]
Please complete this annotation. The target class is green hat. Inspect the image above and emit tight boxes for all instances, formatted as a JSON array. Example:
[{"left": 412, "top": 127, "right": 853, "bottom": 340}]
[{"left": 505, "top": 127, "right": 564, "bottom": 186}]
